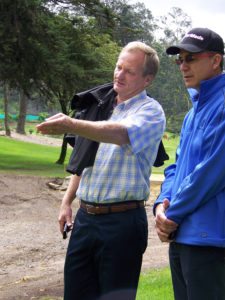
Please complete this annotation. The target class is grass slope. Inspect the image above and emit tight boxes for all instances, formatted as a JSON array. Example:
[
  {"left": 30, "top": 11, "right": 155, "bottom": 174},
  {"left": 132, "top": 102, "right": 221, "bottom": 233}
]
[{"left": 0, "top": 136, "right": 72, "bottom": 177}]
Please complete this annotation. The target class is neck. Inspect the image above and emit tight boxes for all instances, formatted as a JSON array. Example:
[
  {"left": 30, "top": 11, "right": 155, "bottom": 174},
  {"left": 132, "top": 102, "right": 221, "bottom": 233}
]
[{"left": 116, "top": 96, "right": 125, "bottom": 105}]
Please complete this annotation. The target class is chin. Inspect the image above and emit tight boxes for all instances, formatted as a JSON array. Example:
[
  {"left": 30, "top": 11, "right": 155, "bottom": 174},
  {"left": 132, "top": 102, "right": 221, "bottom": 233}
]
[
  {"left": 186, "top": 82, "right": 197, "bottom": 89},
  {"left": 184, "top": 80, "right": 194, "bottom": 88},
  {"left": 113, "top": 82, "right": 121, "bottom": 91}
]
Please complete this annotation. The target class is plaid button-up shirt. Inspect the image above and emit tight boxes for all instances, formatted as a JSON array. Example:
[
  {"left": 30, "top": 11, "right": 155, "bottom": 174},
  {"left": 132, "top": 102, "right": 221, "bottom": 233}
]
[{"left": 76, "top": 90, "right": 165, "bottom": 203}]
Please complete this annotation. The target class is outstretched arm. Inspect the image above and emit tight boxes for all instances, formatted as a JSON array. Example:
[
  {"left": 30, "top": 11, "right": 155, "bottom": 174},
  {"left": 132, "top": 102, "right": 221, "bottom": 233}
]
[{"left": 36, "top": 113, "right": 129, "bottom": 146}]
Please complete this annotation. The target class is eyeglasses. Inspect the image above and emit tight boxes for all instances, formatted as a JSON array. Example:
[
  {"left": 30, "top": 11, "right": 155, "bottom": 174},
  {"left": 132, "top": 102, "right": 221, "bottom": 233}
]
[{"left": 175, "top": 52, "right": 216, "bottom": 66}]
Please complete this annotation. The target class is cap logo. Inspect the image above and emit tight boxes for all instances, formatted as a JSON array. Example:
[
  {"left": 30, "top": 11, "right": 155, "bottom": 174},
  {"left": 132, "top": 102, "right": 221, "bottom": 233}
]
[{"left": 183, "top": 33, "right": 204, "bottom": 41}]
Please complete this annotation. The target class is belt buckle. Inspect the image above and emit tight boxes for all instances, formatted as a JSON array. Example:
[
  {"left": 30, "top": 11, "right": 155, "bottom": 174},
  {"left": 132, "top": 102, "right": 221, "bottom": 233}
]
[{"left": 86, "top": 204, "right": 96, "bottom": 215}]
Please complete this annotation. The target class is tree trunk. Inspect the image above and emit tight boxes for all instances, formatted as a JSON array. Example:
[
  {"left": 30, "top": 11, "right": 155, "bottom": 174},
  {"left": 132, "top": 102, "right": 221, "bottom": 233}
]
[
  {"left": 16, "top": 89, "right": 27, "bottom": 134},
  {"left": 3, "top": 83, "right": 11, "bottom": 136},
  {"left": 56, "top": 134, "right": 68, "bottom": 165},
  {"left": 56, "top": 98, "right": 69, "bottom": 165}
]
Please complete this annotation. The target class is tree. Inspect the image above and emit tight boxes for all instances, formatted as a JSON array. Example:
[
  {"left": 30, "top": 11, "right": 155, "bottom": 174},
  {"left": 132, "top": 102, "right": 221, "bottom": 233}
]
[
  {"left": 0, "top": 0, "right": 59, "bottom": 133},
  {"left": 3, "top": 82, "right": 11, "bottom": 136},
  {"left": 145, "top": 7, "right": 192, "bottom": 133},
  {"left": 0, "top": 0, "right": 120, "bottom": 162},
  {"left": 16, "top": 89, "right": 28, "bottom": 134},
  {"left": 157, "top": 7, "right": 192, "bottom": 45},
  {"left": 38, "top": 11, "right": 120, "bottom": 164},
  {"left": 148, "top": 42, "right": 190, "bottom": 133},
  {"left": 99, "top": 0, "right": 156, "bottom": 46}
]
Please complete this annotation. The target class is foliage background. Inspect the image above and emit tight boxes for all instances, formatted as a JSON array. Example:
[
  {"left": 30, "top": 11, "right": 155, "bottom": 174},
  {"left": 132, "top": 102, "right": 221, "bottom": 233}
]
[
  {"left": 0, "top": 0, "right": 197, "bottom": 166},
  {"left": 0, "top": 0, "right": 194, "bottom": 131}
]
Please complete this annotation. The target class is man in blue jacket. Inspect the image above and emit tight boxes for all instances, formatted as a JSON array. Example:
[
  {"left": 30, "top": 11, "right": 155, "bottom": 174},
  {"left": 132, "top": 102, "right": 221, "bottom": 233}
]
[{"left": 154, "top": 27, "right": 225, "bottom": 300}]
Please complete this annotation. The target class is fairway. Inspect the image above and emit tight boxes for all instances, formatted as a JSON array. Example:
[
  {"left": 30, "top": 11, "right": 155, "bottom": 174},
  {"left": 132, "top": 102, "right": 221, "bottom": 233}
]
[
  {"left": 0, "top": 135, "right": 72, "bottom": 177},
  {"left": 0, "top": 132, "right": 179, "bottom": 177}
]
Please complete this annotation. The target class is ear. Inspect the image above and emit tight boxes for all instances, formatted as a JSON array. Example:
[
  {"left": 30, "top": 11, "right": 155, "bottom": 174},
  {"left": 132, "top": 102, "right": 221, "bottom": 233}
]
[
  {"left": 212, "top": 54, "right": 222, "bottom": 70},
  {"left": 144, "top": 74, "right": 154, "bottom": 87}
]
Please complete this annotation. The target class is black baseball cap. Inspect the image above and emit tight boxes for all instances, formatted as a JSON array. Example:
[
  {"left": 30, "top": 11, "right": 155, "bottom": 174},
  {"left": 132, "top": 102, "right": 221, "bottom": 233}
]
[{"left": 166, "top": 27, "right": 224, "bottom": 55}]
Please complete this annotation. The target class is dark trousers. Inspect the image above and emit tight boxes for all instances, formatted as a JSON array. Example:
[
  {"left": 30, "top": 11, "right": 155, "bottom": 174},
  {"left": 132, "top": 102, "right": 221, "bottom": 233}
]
[
  {"left": 169, "top": 242, "right": 225, "bottom": 300},
  {"left": 64, "top": 206, "right": 148, "bottom": 300}
]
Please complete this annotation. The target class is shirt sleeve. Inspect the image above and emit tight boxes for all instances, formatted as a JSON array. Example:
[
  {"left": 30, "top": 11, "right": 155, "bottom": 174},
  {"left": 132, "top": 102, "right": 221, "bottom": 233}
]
[{"left": 120, "top": 100, "right": 165, "bottom": 154}]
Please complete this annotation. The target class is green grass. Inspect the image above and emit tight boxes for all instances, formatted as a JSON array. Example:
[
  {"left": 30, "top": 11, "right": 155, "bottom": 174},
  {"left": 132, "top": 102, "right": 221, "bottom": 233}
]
[
  {"left": 136, "top": 268, "right": 173, "bottom": 300},
  {"left": 0, "top": 132, "right": 179, "bottom": 177},
  {"left": 35, "top": 268, "right": 173, "bottom": 300},
  {"left": 0, "top": 136, "right": 72, "bottom": 177},
  {"left": 152, "top": 133, "right": 179, "bottom": 174}
]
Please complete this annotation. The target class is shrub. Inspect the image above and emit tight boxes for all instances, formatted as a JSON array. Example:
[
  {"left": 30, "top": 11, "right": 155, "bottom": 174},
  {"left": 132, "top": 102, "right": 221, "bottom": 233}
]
[{"left": 38, "top": 112, "right": 49, "bottom": 121}]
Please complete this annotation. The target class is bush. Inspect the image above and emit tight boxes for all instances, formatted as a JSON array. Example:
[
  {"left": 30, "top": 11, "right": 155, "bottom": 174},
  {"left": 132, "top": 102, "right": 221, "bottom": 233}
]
[
  {"left": 166, "top": 112, "right": 187, "bottom": 134},
  {"left": 38, "top": 112, "right": 49, "bottom": 121}
]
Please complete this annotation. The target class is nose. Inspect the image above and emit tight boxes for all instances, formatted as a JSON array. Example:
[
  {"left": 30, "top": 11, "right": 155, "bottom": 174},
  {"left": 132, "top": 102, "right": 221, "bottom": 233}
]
[
  {"left": 116, "top": 70, "right": 125, "bottom": 81},
  {"left": 116, "top": 69, "right": 125, "bottom": 80},
  {"left": 180, "top": 61, "right": 189, "bottom": 70}
]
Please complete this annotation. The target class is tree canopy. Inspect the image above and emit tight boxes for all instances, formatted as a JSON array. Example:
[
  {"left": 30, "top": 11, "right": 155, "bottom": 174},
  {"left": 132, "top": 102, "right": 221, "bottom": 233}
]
[{"left": 0, "top": 0, "right": 194, "bottom": 151}]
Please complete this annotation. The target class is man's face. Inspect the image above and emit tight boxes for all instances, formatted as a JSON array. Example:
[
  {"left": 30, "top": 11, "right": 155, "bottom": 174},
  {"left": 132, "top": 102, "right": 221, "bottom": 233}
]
[
  {"left": 113, "top": 49, "right": 152, "bottom": 102},
  {"left": 177, "top": 50, "right": 220, "bottom": 89}
]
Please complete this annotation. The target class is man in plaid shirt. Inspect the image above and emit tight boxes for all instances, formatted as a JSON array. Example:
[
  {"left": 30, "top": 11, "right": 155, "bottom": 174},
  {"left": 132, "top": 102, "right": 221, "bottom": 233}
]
[{"left": 37, "top": 41, "right": 165, "bottom": 300}]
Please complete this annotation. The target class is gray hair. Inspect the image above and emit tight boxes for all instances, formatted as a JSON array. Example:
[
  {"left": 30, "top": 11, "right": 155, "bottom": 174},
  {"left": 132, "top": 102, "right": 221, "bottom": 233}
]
[{"left": 120, "top": 41, "right": 160, "bottom": 77}]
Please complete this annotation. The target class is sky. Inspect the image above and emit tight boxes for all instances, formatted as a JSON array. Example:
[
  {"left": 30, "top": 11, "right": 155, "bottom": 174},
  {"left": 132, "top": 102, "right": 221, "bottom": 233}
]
[{"left": 130, "top": 0, "right": 225, "bottom": 40}]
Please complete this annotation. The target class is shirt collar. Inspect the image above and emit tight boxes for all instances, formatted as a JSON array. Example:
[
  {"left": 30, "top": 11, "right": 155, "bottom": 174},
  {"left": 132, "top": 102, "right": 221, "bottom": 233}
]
[{"left": 116, "top": 90, "right": 148, "bottom": 110}]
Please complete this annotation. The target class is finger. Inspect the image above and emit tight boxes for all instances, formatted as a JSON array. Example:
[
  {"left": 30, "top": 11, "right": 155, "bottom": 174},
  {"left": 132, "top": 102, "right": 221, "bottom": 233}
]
[
  {"left": 37, "top": 127, "right": 54, "bottom": 135},
  {"left": 155, "top": 211, "right": 167, "bottom": 223},
  {"left": 155, "top": 203, "right": 165, "bottom": 215},
  {"left": 59, "top": 218, "right": 66, "bottom": 234},
  {"left": 66, "top": 216, "right": 72, "bottom": 227},
  {"left": 36, "top": 121, "right": 59, "bottom": 134},
  {"left": 36, "top": 122, "right": 53, "bottom": 131},
  {"left": 163, "top": 198, "right": 170, "bottom": 209},
  {"left": 156, "top": 230, "right": 171, "bottom": 243},
  {"left": 42, "top": 119, "right": 59, "bottom": 127},
  {"left": 155, "top": 220, "right": 177, "bottom": 235},
  {"left": 45, "top": 113, "right": 64, "bottom": 121},
  {"left": 165, "top": 220, "right": 178, "bottom": 231},
  {"left": 36, "top": 123, "right": 45, "bottom": 131},
  {"left": 156, "top": 214, "right": 178, "bottom": 229},
  {"left": 157, "top": 224, "right": 177, "bottom": 234}
]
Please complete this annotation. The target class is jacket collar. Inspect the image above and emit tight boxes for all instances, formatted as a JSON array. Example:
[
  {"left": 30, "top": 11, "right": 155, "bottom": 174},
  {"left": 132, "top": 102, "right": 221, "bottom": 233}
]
[{"left": 188, "top": 72, "right": 225, "bottom": 108}]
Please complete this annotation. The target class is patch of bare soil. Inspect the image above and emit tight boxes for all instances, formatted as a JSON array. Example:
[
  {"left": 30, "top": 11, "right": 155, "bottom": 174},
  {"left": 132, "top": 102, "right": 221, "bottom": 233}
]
[
  {"left": 0, "top": 133, "right": 169, "bottom": 300},
  {"left": 0, "top": 174, "right": 168, "bottom": 300}
]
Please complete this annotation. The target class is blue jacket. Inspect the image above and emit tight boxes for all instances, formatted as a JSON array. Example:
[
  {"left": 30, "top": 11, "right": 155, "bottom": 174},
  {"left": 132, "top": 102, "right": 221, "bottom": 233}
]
[{"left": 154, "top": 73, "right": 225, "bottom": 247}]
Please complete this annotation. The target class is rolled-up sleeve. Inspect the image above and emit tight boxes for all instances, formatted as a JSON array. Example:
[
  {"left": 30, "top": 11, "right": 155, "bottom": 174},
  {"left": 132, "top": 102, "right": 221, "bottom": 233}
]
[{"left": 120, "top": 99, "right": 165, "bottom": 154}]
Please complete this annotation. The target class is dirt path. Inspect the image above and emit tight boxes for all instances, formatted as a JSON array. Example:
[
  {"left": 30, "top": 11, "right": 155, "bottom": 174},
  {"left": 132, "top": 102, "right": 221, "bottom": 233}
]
[
  {"left": 2, "top": 131, "right": 63, "bottom": 147},
  {"left": 0, "top": 174, "right": 168, "bottom": 300},
  {"left": 0, "top": 133, "right": 169, "bottom": 300}
]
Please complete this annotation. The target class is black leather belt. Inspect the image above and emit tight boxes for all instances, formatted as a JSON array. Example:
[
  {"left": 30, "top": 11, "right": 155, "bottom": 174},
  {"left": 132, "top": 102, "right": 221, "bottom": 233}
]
[{"left": 80, "top": 200, "right": 145, "bottom": 215}]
